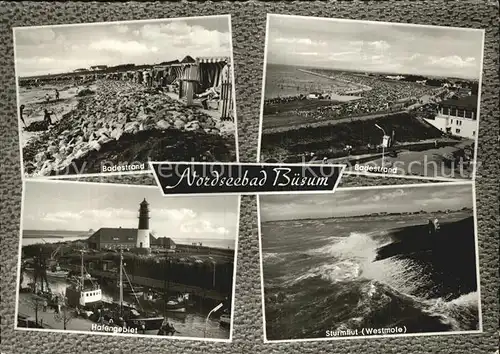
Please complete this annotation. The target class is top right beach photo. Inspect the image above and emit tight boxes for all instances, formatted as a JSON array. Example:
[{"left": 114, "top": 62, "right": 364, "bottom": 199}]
[{"left": 258, "top": 15, "right": 485, "bottom": 181}]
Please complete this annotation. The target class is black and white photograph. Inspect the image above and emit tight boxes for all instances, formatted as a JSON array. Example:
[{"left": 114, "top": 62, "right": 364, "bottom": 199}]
[
  {"left": 259, "top": 15, "right": 484, "bottom": 180},
  {"left": 259, "top": 183, "right": 481, "bottom": 342},
  {"left": 15, "top": 15, "right": 238, "bottom": 178},
  {"left": 15, "top": 180, "right": 239, "bottom": 341}
]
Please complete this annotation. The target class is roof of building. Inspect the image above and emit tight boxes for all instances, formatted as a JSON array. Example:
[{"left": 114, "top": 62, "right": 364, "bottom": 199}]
[
  {"left": 158, "top": 59, "right": 180, "bottom": 66},
  {"left": 196, "top": 56, "right": 229, "bottom": 64},
  {"left": 439, "top": 95, "right": 478, "bottom": 110},
  {"left": 89, "top": 228, "right": 138, "bottom": 243},
  {"left": 180, "top": 55, "right": 196, "bottom": 64}
]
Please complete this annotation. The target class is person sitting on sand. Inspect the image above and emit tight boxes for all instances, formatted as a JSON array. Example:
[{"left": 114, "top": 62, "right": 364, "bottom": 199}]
[{"left": 194, "top": 85, "right": 221, "bottom": 109}]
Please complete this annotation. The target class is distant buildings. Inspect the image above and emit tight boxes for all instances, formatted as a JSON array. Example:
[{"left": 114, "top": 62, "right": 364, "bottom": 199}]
[
  {"left": 90, "top": 65, "right": 108, "bottom": 71},
  {"left": 386, "top": 75, "right": 404, "bottom": 80},
  {"left": 424, "top": 95, "right": 478, "bottom": 139}
]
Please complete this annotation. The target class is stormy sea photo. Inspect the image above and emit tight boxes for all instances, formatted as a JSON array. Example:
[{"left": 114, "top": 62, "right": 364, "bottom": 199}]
[
  {"left": 14, "top": 16, "right": 237, "bottom": 177},
  {"left": 260, "top": 15, "right": 484, "bottom": 179},
  {"left": 17, "top": 180, "right": 238, "bottom": 340},
  {"left": 259, "top": 183, "right": 481, "bottom": 341}
]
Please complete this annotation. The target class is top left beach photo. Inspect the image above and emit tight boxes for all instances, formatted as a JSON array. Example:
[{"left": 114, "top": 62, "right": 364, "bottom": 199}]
[{"left": 14, "top": 15, "right": 238, "bottom": 178}]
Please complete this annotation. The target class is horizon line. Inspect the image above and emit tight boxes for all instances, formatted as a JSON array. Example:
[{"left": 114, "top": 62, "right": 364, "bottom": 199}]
[{"left": 266, "top": 61, "right": 479, "bottom": 81}]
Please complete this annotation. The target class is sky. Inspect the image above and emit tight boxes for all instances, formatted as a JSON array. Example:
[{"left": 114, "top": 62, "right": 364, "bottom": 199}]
[
  {"left": 22, "top": 181, "right": 239, "bottom": 245},
  {"left": 260, "top": 184, "right": 473, "bottom": 222},
  {"left": 266, "top": 15, "right": 484, "bottom": 79},
  {"left": 14, "top": 16, "right": 231, "bottom": 77}
]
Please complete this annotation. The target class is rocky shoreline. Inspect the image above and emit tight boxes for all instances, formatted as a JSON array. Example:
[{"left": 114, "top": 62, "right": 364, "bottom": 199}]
[{"left": 22, "top": 80, "right": 236, "bottom": 176}]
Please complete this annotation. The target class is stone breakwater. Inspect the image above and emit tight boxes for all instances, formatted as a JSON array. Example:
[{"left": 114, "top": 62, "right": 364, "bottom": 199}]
[{"left": 23, "top": 80, "right": 236, "bottom": 176}]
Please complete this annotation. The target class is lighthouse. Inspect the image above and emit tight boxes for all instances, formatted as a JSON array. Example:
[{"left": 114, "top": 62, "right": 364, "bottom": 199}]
[{"left": 136, "top": 198, "right": 150, "bottom": 249}]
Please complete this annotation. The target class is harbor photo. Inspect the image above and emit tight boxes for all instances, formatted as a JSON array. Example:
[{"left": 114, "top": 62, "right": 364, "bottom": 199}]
[
  {"left": 259, "top": 15, "right": 484, "bottom": 180},
  {"left": 258, "top": 183, "right": 481, "bottom": 342},
  {"left": 14, "top": 15, "right": 238, "bottom": 177},
  {"left": 16, "top": 180, "right": 239, "bottom": 341}
]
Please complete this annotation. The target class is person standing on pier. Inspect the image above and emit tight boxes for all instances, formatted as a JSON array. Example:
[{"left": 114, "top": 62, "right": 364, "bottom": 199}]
[{"left": 19, "top": 104, "right": 26, "bottom": 127}]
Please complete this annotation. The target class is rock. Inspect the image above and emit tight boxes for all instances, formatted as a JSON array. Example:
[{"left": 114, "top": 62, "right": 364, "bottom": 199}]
[
  {"left": 97, "top": 135, "right": 112, "bottom": 145},
  {"left": 110, "top": 126, "right": 124, "bottom": 140},
  {"left": 139, "top": 118, "right": 156, "bottom": 131},
  {"left": 117, "top": 112, "right": 127, "bottom": 122},
  {"left": 124, "top": 121, "right": 139, "bottom": 134},
  {"left": 185, "top": 120, "right": 200, "bottom": 132},
  {"left": 47, "top": 145, "right": 58, "bottom": 155},
  {"left": 173, "top": 119, "right": 185, "bottom": 130},
  {"left": 156, "top": 119, "right": 171, "bottom": 130}
]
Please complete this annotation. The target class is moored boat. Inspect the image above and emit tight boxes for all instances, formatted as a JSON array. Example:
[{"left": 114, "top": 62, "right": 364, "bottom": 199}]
[
  {"left": 65, "top": 251, "right": 102, "bottom": 307},
  {"left": 46, "top": 265, "right": 69, "bottom": 278},
  {"left": 165, "top": 294, "right": 189, "bottom": 313},
  {"left": 107, "top": 249, "right": 165, "bottom": 331}
]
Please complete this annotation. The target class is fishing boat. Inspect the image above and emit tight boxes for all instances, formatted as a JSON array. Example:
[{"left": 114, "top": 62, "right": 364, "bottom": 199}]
[
  {"left": 165, "top": 294, "right": 188, "bottom": 313},
  {"left": 65, "top": 250, "right": 102, "bottom": 307},
  {"left": 110, "top": 250, "right": 165, "bottom": 331},
  {"left": 46, "top": 265, "right": 69, "bottom": 278}
]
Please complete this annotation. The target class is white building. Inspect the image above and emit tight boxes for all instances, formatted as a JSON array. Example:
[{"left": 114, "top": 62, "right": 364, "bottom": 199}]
[{"left": 424, "top": 95, "right": 478, "bottom": 140}]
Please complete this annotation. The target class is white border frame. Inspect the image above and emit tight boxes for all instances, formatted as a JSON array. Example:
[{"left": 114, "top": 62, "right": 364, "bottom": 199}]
[
  {"left": 257, "top": 181, "right": 483, "bottom": 343},
  {"left": 14, "top": 178, "right": 241, "bottom": 343},
  {"left": 256, "top": 14, "right": 486, "bottom": 183},
  {"left": 13, "top": 14, "right": 240, "bottom": 181},
  {"left": 149, "top": 161, "right": 346, "bottom": 197}
]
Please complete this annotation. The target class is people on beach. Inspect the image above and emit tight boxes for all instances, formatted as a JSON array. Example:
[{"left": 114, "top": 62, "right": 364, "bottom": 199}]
[
  {"left": 43, "top": 109, "right": 54, "bottom": 125},
  {"left": 19, "top": 104, "right": 26, "bottom": 127},
  {"left": 45, "top": 93, "right": 50, "bottom": 103},
  {"left": 428, "top": 218, "right": 440, "bottom": 236},
  {"left": 55, "top": 89, "right": 60, "bottom": 100},
  {"left": 195, "top": 86, "right": 221, "bottom": 109}
]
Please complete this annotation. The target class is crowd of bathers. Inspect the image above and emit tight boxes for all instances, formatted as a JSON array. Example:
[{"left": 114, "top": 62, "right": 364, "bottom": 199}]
[{"left": 264, "top": 71, "right": 443, "bottom": 120}]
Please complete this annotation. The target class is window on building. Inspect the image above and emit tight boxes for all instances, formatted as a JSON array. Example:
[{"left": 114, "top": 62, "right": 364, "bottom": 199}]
[
  {"left": 456, "top": 129, "right": 461, "bottom": 134},
  {"left": 442, "top": 107, "right": 449, "bottom": 115},
  {"left": 450, "top": 108, "right": 457, "bottom": 116},
  {"left": 457, "top": 109, "right": 465, "bottom": 117},
  {"left": 465, "top": 110, "right": 473, "bottom": 119},
  {"left": 450, "top": 119, "right": 453, "bottom": 124}
]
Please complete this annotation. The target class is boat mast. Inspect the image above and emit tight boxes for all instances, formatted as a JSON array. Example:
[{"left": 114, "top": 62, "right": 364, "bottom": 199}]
[
  {"left": 80, "top": 250, "right": 84, "bottom": 290},
  {"left": 119, "top": 249, "right": 123, "bottom": 316},
  {"left": 163, "top": 257, "right": 166, "bottom": 315}
]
